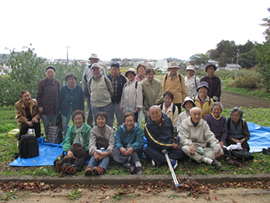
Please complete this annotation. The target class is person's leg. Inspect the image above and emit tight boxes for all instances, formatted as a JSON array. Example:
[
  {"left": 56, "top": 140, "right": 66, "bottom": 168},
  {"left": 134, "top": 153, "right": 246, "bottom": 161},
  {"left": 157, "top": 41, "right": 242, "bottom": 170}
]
[
  {"left": 203, "top": 148, "right": 216, "bottom": 160},
  {"left": 182, "top": 145, "right": 205, "bottom": 163},
  {"left": 86, "top": 97, "right": 93, "bottom": 127},
  {"left": 75, "top": 152, "right": 87, "bottom": 172},
  {"left": 91, "top": 106, "right": 100, "bottom": 126},
  {"left": 168, "top": 148, "right": 187, "bottom": 161},
  {"left": 137, "top": 110, "right": 144, "bottom": 126},
  {"left": 41, "top": 114, "right": 50, "bottom": 138},
  {"left": 61, "top": 114, "right": 68, "bottom": 136},
  {"left": 19, "top": 123, "right": 29, "bottom": 139},
  {"left": 144, "top": 147, "right": 166, "bottom": 167},
  {"left": 241, "top": 141, "right": 250, "bottom": 152},
  {"left": 134, "top": 112, "right": 138, "bottom": 123},
  {"left": 103, "top": 103, "right": 114, "bottom": 128},
  {"left": 32, "top": 121, "right": 41, "bottom": 138},
  {"left": 98, "top": 156, "right": 110, "bottom": 171},
  {"left": 112, "top": 148, "right": 129, "bottom": 164},
  {"left": 51, "top": 114, "right": 58, "bottom": 126},
  {"left": 115, "top": 103, "right": 124, "bottom": 128},
  {"left": 88, "top": 156, "right": 97, "bottom": 168}
]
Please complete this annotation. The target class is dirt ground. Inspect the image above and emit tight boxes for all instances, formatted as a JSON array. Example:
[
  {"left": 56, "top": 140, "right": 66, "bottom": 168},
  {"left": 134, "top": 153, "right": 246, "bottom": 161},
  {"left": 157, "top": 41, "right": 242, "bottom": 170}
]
[
  {"left": 221, "top": 91, "right": 270, "bottom": 109},
  {"left": 4, "top": 187, "right": 270, "bottom": 203}
]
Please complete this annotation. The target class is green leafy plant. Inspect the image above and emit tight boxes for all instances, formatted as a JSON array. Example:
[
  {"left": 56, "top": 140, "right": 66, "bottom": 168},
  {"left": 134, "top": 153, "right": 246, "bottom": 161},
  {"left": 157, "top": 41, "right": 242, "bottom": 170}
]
[
  {"left": 66, "top": 188, "right": 83, "bottom": 201},
  {"left": 0, "top": 189, "right": 17, "bottom": 201}
]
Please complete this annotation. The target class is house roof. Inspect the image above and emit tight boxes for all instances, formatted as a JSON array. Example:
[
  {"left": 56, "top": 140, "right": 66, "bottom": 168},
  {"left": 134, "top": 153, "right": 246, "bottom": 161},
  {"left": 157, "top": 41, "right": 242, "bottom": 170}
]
[{"left": 225, "top": 64, "right": 241, "bottom": 68}]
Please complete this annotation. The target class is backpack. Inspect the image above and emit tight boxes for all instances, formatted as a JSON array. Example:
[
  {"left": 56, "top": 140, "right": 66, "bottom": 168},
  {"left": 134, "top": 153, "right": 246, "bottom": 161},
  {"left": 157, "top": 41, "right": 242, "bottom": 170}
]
[
  {"left": 19, "top": 135, "right": 39, "bottom": 158},
  {"left": 123, "top": 80, "right": 138, "bottom": 89},
  {"left": 89, "top": 76, "right": 110, "bottom": 91},
  {"left": 229, "top": 149, "right": 254, "bottom": 162},
  {"left": 164, "top": 73, "right": 182, "bottom": 83},
  {"left": 160, "top": 104, "right": 177, "bottom": 114},
  {"left": 47, "top": 126, "right": 63, "bottom": 144}
]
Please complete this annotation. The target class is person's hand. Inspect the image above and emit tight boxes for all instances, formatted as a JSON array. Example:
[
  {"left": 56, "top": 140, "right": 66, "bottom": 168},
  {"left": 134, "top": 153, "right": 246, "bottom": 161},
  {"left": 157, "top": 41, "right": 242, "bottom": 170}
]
[
  {"left": 120, "top": 147, "right": 127, "bottom": 156},
  {"left": 67, "top": 150, "right": 74, "bottom": 158},
  {"left": 215, "top": 151, "right": 223, "bottom": 159},
  {"left": 38, "top": 107, "right": 43, "bottom": 114},
  {"left": 240, "top": 139, "right": 245, "bottom": 144},
  {"left": 135, "top": 108, "right": 140, "bottom": 112},
  {"left": 219, "top": 141, "right": 224, "bottom": 148},
  {"left": 172, "top": 143, "right": 178, "bottom": 149},
  {"left": 126, "top": 147, "right": 133, "bottom": 156},
  {"left": 99, "top": 152, "right": 109, "bottom": 160},
  {"left": 32, "top": 117, "right": 38, "bottom": 123},
  {"left": 93, "top": 151, "right": 100, "bottom": 161},
  {"left": 26, "top": 121, "right": 33, "bottom": 127},
  {"left": 189, "top": 144, "right": 196, "bottom": 155},
  {"left": 120, "top": 108, "right": 124, "bottom": 112},
  {"left": 232, "top": 138, "right": 240, "bottom": 143}
]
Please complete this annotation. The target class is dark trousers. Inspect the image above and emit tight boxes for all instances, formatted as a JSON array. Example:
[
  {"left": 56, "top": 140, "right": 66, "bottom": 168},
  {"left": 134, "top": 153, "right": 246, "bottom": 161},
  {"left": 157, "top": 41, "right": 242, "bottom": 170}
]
[
  {"left": 174, "top": 103, "right": 182, "bottom": 114},
  {"left": 227, "top": 139, "right": 250, "bottom": 152},
  {"left": 63, "top": 151, "right": 90, "bottom": 172},
  {"left": 144, "top": 146, "right": 186, "bottom": 167},
  {"left": 19, "top": 122, "right": 41, "bottom": 139}
]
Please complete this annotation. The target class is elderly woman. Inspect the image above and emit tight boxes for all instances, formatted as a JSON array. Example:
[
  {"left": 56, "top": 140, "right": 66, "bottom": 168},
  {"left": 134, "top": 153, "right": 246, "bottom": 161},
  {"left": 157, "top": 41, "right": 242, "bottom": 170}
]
[
  {"left": 176, "top": 97, "right": 195, "bottom": 133},
  {"left": 141, "top": 68, "right": 163, "bottom": 120},
  {"left": 84, "top": 112, "right": 114, "bottom": 175},
  {"left": 121, "top": 68, "right": 143, "bottom": 123},
  {"left": 113, "top": 112, "right": 144, "bottom": 175},
  {"left": 61, "top": 110, "right": 91, "bottom": 175},
  {"left": 185, "top": 65, "right": 200, "bottom": 98},
  {"left": 159, "top": 91, "right": 178, "bottom": 128},
  {"left": 194, "top": 81, "right": 214, "bottom": 119},
  {"left": 59, "top": 73, "right": 84, "bottom": 136},
  {"left": 205, "top": 102, "right": 228, "bottom": 148},
  {"left": 135, "top": 64, "right": 146, "bottom": 82},
  {"left": 226, "top": 107, "right": 250, "bottom": 151},
  {"left": 15, "top": 91, "right": 41, "bottom": 139}
]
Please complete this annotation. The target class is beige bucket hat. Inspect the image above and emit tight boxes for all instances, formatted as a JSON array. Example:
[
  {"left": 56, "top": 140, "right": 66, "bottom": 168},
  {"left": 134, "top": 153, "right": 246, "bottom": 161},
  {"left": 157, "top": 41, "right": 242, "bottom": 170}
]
[
  {"left": 88, "top": 53, "right": 99, "bottom": 60},
  {"left": 168, "top": 61, "right": 180, "bottom": 69}
]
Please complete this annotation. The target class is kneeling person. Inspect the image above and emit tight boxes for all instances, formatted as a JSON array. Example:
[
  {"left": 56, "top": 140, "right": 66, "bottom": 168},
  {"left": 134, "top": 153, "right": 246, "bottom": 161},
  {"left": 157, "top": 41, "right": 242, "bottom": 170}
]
[
  {"left": 179, "top": 107, "right": 223, "bottom": 169},
  {"left": 144, "top": 105, "right": 186, "bottom": 170}
]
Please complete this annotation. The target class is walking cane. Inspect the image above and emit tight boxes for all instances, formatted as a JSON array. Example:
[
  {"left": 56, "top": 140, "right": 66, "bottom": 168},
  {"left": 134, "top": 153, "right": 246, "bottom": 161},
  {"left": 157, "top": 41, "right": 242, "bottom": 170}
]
[
  {"left": 162, "top": 149, "right": 179, "bottom": 187},
  {"left": 183, "top": 161, "right": 191, "bottom": 176}
]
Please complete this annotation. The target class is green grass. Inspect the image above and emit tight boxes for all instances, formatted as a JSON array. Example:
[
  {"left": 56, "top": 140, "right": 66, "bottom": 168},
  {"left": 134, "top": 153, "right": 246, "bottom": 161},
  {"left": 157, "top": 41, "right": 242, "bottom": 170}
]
[{"left": 1, "top": 106, "right": 270, "bottom": 177}]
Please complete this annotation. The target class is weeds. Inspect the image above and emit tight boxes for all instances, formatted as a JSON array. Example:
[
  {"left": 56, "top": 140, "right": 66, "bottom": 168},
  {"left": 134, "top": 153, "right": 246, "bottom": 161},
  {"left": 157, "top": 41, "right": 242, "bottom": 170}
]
[
  {"left": 66, "top": 188, "right": 83, "bottom": 201},
  {"left": 0, "top": 189, "right": 17, "bottom": 201}
]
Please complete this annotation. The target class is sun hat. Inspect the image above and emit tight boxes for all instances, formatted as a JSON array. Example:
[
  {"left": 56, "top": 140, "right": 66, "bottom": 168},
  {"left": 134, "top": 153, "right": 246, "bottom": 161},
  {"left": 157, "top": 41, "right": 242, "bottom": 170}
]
[
  {"left": 125, "top": 68, "right": 136, "bottom": 77},
  {"left": 182, "top": 97, "right": 196, "bottom": 109},
  {"left": 91, "top": 63, "right": 101, "bottom": 69},
  {"left": 88, "top": 53, "right": 99, "bottom": 60},
  {"left": 186, "top": 65, "right": 195, "bottom": 72},
  {"left": 205, "top": 64, "right": 217, "bottom": 72},
  {"left": 196, "top": 81, "right": 209, "bottom": 92},
  {"left": 168, "top": 61, "right": 180, "bottom": 69}
]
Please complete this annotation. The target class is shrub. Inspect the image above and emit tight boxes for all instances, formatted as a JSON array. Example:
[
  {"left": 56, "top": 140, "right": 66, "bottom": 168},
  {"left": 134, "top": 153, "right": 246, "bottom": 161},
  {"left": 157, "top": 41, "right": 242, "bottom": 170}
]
[{"left": 234, "top": 74, "right": 261, "bottom": 88}]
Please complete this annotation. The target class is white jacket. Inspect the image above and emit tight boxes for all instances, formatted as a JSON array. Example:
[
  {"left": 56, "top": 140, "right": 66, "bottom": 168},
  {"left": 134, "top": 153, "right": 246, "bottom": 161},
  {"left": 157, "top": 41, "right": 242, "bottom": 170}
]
[
  {"left": 185, "top": 75, "right": 200, "bottom": 98},
  {"left": 179, "top": 117, "right": 222, "bottom": 153},
  {"left": 120, "top": 79, "right": 143, "bottom": 113}
]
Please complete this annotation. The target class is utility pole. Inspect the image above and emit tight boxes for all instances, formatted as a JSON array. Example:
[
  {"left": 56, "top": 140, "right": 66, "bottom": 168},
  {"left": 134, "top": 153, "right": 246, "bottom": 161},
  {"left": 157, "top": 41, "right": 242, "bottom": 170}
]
[
  {"left": 235, "top": 49, "right": 240, "bottom": 78},
  {"left": 67, "top": 46, "right": 70, "bottom": 66}
]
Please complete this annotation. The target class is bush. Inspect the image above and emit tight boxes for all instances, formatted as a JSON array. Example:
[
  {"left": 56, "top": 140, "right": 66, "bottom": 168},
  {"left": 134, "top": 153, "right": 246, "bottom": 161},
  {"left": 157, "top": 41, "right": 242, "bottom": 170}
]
[{"left": 234, "top": 74, "right": 261, "bottom": 88}]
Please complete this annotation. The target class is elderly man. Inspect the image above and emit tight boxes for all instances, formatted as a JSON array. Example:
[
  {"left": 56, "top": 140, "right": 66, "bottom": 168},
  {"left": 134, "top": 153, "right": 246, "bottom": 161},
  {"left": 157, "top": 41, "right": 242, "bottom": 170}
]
[
  {"left": 179, "top": 107, "right": 223, "bottom": 169},
  {"left": 144, "top": 105, "right": 186, "bottom": 170},
  {"left": 82, "top": 54, "right": 106, "bottom": 126},
  {"left": 162, "top": 61, "right": 187, "bottom": 113},
  {"left": 88, "top": 63, "right": 114, "bottom": 127}
]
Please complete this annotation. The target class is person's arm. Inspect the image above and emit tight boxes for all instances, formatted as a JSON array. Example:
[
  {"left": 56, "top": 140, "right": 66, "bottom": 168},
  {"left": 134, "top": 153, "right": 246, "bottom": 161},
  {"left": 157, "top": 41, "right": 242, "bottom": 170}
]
[
  {"left": 181, "top": 74, "right": 187, "bottom": 100},
  {"left": 82, "top": 67, "right": 89, "bottom": 97},
  {"left": 78, "top": 87, "right": 84, "bottom": 111},
  {"left": 131, "top": 127, "right": 144, "bottom": 152},
  {"left": 105, "top": 77, "right": 113, "bottom": 97},
  {"left": 136, "top": 82, "right": 143, "bottom": 110},
  {"left": 220, "top": 117, "right": 228, "bottom": 144},
  {"left": 204, "top": 122, "right": 222, "bottom": 153},
  {"left": 154, "top": 80, "right": 164, "bottom": 105},
  {"left": 33, "top": 100, "right": 41, "bottom": 120},
  {"left": 179, "top": 120, "right": 193, "bottom": 146},
  {"left": 58, "top": 87, "right": 64, "bottom": 113},
  {"left": 88, "top": 128, "right": 97, "bottom": 156},
  {"left": 107, "top": 127, "right": 115, "bottom": 156},
  {"left": 242, "top": 119, "right": 250, "bottom": 141},
  {"left": 162, "top": 75, "right": 166, "bottom": 92},
  {"left": 114, "top": 128, "right": 124, "bottom": 150},
  {"left": 36, "top": 80, "right": 44, "bottom": 112},
  {"left": 173, "top": 105, "right": 179, "bottom": 127},
  {"left": 15, "top": 103, "right": 28, "bottom": 124},
  {"left": 213, "top": 77, "right": 221, "bottom": 101},
  {"left": 62, "top": 127, "right": 72, "bottom": 152}
]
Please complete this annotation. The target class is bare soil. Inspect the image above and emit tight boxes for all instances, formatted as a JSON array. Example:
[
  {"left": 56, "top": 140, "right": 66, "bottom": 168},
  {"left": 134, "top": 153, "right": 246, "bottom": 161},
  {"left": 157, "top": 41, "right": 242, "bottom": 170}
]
[
  {"left": 6, "top": 187, "right": 270, "bottom": 203},
  {"left": 221, "top": 91, "right": 270, "bottom": 109}
]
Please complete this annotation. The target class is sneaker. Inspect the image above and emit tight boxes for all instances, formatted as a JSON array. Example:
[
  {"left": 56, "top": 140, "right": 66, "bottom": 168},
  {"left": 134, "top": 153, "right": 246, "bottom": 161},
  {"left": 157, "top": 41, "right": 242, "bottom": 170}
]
[
  {"left": 127, "top": 163, "right": 135, "bottom": 174},
  {"left": 136, "top": 166, "right": 143, "bottom": 175},
  {"left": 151, "top": 160, "right": 156, "bottom": 167},
  {"left": 61, "top": 163, "right": 70, "bottom": 174},
  {"left": 84, "top": 166, "right": 93, "bottom": 176},
  {"left": 93, "top": 166, "right": 104, "bottom": 175},
  {"left": 69, "top": 164, "right": 77, "bottom": 175},
  {"left": 171, "top": 160, "right": 178, "bottom": 170},
  {"left": 212, "top": 160, "right": 221, "bottom": 170}
]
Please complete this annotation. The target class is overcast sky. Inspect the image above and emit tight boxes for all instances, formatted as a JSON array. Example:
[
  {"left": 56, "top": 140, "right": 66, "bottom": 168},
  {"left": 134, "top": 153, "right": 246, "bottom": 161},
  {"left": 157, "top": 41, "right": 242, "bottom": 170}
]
[{"left": 1, "top": 0, "right": 269, "bottom": 61}]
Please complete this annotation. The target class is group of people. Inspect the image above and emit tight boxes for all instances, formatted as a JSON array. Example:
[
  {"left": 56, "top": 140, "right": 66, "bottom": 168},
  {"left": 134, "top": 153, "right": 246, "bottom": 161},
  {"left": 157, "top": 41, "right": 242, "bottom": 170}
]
[{"left": 14, "top": 53, "right": 251, "bottom": 175}]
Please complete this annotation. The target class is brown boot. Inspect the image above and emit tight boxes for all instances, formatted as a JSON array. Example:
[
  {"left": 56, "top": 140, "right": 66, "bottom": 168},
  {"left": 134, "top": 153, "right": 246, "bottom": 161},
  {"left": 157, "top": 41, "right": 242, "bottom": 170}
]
[
  {"left": 225, "top": 157, "right": 234, "bottom": 165},
  {"left": 93, "top": 167, "right": 104, "bottom": 175}
]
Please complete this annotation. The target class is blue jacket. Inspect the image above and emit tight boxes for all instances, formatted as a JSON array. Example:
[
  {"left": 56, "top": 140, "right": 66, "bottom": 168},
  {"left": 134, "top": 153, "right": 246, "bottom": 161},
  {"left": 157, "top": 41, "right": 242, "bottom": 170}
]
[
  {"left": 107, "top": 73, "right": 127, "bottom": 103},
  {"left": 59, "top": 85, "right": 84, "bottom": 116},
  {"left": 145, "top": 113, "right": 175, "bottom": 150},
  {"left": 115, "top": 123, "right": 144, "bottom": 152}
]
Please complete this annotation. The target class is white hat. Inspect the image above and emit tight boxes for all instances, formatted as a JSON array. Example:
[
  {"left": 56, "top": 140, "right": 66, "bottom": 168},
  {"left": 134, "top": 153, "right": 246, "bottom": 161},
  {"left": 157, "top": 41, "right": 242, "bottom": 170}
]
[
  {"left": 186, "top": 65, "right": 195, "bottom": 72},
  {"left": 182, "top": 97, "right": 195, "bottom": 109},
  {"left": 91, "top": 63, "right": 101, "bottom": 69},
  {"left": 125, "top": 68, "right": 136, "bottom": 77},
  {"left": 168, "top": 61, "right": 180, "bottom": 69},
  {"left": 88, "top": 53, "right": 99, "bottom": 60}
]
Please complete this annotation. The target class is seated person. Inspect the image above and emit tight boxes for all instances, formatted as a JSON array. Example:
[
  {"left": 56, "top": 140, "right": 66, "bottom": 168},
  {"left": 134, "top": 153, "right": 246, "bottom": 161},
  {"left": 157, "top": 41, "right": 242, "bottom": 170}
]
[
  {"left": 179, "top": 107, "right": 223, "bottom": 169},
  {"left": 144, "top": 105, "right": 186, "bottom": 170},
  {"left": 176, "top": 97, "right": 195, "bottom": 133},
  {"left": 205, "top": 102, "right": 228, "bottom": 148},
  {"left": 62, "top": 110, "right": 91, "bottom": 175},
  {"left": 227, "top": 107, "right": 250, "bottom": 152},
  {"left": 15, "top": 91, "right": 41, "bottom": 139},
  {"left": 84, "top": 112, "right": 115, "bottom": 175},
  {"left": 113, "top": 112, "right": 144, "bottom": 175},
  {"left": 159, "top": 91, "right": 179, "bottom": 129},
  {"left": 193, "top": 81, "right": 214, "bottom": 119}
]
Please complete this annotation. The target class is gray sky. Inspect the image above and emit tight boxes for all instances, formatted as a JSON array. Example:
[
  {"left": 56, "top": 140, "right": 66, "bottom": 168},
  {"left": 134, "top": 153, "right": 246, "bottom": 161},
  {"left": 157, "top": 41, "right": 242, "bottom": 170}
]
[{"left": 1, "top": 0, "right": 269, "bottom": 61}]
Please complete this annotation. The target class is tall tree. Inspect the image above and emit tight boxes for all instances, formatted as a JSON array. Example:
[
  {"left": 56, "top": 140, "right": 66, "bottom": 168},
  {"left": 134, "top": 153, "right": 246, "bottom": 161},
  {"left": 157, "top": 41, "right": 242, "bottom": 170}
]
[{"left": 189, "top": 53, "right": 209, "bottom": 65}]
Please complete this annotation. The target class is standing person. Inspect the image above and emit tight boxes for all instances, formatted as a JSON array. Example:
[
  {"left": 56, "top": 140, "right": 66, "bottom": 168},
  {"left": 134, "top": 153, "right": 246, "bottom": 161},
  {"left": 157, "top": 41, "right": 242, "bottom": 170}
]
[
  {"left": 141, "top": 68, "right": 163, "bottom": 120},
  {"left": 88, "top": 63, "right": 114, "bottom": 127},
  {"left": 200, "top": 64, "right": 221, "bottom": 102},
  {"left": 107, "top": 62, "right": 127, "bottom": 128},
  {"left": 36, "top": 66, "right": 60, "bottom": 138},
  {"left": 113, "top": 112, "right": 144, "bottom": 175},
  {"left": 162, "top": 61, "right": 187, "bottom": 113},
  {"left": 59, "top": 73, "right": 84, "bottom": 136},
  {"left": 135, "top": 64, "right": 146, "bottom": 82},
  {"left": 194, "top": 81, "right": 214, "bottom": 119},
  {"left": 185, "top": 65, "right": 200, "bottom": 98},
  {"left": 120, "top": 68, "right": 143, "bottom": 123},
  {"left": 82, "top": 53, "right": 106, "bottom": 127},
  {"left": 15, "top": 91, "right": 41, "bottom": 139}
]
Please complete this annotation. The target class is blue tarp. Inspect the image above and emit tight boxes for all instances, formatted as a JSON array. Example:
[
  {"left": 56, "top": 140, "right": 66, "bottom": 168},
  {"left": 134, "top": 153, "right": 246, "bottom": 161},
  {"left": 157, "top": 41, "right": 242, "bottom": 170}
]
[{"left": 9, "top": 122, "right": 270, "bottom": 167}]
